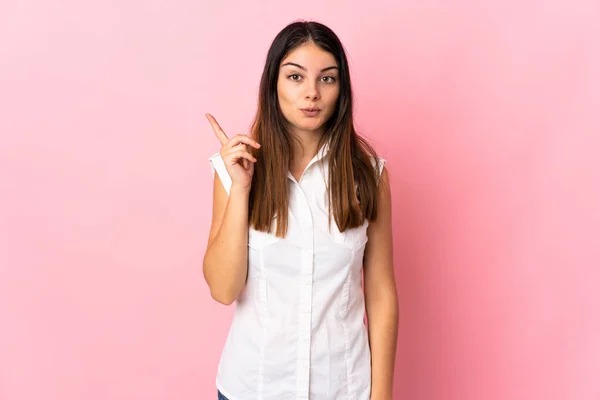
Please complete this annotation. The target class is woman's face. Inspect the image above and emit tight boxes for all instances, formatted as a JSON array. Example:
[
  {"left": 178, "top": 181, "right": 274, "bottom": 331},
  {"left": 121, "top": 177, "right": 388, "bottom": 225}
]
[{"left": 277, "top": 42, "right": 340, "bottom": 137}]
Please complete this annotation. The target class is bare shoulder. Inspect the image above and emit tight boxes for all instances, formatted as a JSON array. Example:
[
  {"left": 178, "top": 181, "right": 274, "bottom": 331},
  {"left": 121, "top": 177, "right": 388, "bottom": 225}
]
[{"left": 380, "top": 165, "right": 390, "bottom": 189}]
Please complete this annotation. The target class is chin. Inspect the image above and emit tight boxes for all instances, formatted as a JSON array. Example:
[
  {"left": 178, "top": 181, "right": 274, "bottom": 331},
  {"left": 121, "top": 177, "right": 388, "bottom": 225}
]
[{"left": 296, "top": 121, "right": 324, "bottom": 132}]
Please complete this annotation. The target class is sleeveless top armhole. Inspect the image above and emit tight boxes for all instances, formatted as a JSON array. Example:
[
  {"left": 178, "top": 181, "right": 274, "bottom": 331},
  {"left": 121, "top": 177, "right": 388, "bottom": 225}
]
[
  {"left": 209, "top": 152, "right": 233, "bottom": 196},
  {"left": 372, "top": 156, "right": 387, "bottom": 183}
]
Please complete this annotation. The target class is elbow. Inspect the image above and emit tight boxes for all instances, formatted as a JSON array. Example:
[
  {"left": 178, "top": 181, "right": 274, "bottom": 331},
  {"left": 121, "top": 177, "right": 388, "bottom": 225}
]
[
  {"left": 210, "top": 289, "right": 236, "bottom": 306},
  {"left": 203, "top": 260, "right": 237, "bottom": 306}
]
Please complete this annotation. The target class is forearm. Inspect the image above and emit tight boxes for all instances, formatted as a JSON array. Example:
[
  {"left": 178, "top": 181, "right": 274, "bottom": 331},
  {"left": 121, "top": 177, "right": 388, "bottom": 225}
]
[
  {"left": 203, "top": 185, "right": 250, "bottom": 305},
  {"left": 366, "top": 290, "right": 399, "bottom": 399}
]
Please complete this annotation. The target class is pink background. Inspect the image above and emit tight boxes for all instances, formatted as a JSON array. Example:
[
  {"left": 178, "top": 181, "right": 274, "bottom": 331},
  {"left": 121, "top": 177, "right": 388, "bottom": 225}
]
[{"left": 1, "top": 1, "right": 599, "bottom": 399}]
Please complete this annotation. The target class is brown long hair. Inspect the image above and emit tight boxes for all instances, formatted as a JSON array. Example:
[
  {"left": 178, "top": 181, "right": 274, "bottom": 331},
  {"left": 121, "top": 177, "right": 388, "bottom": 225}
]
[{"left": 249, "top": 21, "right": 383, "bottom": 238}]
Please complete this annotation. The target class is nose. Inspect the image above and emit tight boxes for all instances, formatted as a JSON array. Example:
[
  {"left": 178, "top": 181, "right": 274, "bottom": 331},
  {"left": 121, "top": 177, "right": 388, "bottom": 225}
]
[{"left": 304, "top": 81, "right": 320, "bottom": 101}]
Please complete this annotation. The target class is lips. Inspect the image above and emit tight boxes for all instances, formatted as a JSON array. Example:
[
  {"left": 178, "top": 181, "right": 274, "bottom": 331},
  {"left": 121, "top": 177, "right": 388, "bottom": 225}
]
[{"left": 301, "top": 108, "right": 321, "bottom": 117}]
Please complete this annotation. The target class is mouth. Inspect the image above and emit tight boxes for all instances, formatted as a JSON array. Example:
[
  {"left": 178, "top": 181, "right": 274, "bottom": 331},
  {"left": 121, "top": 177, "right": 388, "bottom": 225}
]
[{"left": 300, "top": 108, "right": 321, "bottom": 117}]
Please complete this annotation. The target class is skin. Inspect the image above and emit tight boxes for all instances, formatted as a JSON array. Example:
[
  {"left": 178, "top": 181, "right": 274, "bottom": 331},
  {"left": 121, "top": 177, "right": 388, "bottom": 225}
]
[
  {"left": 204, "top": 41, "right": 398, "bottom": 400},
  {"left": 363, "top": 167, "right": 398, "bottom": 400},
  {"left": 277, "top": 42, "right": 340, "bottom": 180}
]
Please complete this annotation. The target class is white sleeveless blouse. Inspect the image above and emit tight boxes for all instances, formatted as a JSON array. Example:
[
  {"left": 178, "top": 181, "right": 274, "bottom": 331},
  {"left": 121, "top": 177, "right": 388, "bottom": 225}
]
[{"left": 208, "top": 142, "right": 386, "bottom": 400}]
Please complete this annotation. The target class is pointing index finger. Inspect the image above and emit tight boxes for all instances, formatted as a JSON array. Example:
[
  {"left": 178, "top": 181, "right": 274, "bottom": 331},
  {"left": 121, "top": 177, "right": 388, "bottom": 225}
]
[{"left": 205, "top": 113, "right": 229, "bottom": 145}]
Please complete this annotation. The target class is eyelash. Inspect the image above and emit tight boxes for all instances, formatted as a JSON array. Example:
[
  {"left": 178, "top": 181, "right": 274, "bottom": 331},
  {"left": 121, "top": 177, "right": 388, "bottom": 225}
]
[{"left": 288, "top": 74, "right": 337, "bottom": 83}]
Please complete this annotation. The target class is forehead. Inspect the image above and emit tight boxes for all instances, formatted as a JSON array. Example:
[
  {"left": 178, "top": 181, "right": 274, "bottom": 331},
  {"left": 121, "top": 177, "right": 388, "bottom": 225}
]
[{"left": 280, "top": 43, "right": 338, "bottom": 70}]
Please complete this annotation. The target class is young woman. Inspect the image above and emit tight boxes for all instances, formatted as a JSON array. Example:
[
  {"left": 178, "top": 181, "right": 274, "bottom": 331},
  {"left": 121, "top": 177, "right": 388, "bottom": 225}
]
[{"left": 203, "top": 20, "right": 398, "bottom": 400}]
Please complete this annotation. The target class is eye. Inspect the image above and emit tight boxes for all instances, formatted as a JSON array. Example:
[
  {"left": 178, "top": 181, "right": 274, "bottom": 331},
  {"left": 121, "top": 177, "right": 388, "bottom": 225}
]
[
  {"left": 288, "top": 74, "right": 302, "bottom": 81},
  {"left": 321, "top": 76, "right": 337, "bottom": 83}
]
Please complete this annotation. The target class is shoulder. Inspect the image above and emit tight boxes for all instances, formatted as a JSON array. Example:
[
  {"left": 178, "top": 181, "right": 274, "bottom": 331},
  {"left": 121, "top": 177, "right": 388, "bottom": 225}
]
[{"left": 369, "top": 155, "right": 387, "bottom": 175}]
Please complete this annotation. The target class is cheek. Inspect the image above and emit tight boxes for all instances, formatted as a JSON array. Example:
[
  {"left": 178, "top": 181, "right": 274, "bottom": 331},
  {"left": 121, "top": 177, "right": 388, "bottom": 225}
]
[
  {"left": 278, "top": 85, "right": 301, "bottom": 118},
  {"left": 277, "top": 83, "right": 293, "bottom": 106},
  {"left": 323, "top": 89, "right": 340, "bottom": 112}
]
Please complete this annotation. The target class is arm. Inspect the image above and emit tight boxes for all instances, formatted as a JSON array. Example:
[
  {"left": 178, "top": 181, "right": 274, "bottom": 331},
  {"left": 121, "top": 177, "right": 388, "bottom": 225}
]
[
  {"left": 363, "top": 166, "right": 399, "bottom": 400},
  {"left": 202, "top": 114, "right": 259, "bottom": 306},
  {"left": 202, "top": 174, "right": 250, "bottom": 305}
]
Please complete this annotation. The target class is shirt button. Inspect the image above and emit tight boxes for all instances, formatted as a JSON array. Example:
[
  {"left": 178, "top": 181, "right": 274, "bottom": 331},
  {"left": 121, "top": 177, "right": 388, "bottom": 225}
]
[{"left": 301, "top": 277, "right": 311, "bottom": 285}]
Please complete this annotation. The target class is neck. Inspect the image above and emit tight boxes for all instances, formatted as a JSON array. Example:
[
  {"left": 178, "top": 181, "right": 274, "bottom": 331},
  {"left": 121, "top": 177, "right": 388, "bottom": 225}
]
[
  {"left": 288, "top": 129, "right": 325, "bottom": 175},
  {"left": 290, "top": 128, "right": 325, "bottom": 161}
]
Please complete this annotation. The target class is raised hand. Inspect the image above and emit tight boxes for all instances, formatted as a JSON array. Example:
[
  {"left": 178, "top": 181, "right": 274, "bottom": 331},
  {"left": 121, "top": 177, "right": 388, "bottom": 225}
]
[{"left": 206, "top": 113, "right": 261, "bottom": 191}]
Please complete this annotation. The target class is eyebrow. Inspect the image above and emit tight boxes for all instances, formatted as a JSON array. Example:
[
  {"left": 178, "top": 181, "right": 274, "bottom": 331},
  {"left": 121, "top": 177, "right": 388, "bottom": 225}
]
[{"left": 281, "top": 62, "right": 339, "bottom": 72}]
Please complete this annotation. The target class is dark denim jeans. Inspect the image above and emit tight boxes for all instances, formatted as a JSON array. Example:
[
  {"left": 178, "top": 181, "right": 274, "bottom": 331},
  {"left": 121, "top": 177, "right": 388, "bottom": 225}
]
[{"left": 217, "top": 390, "right": 229, "bottom": 400}]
